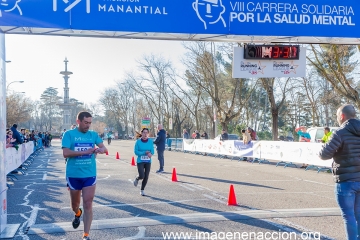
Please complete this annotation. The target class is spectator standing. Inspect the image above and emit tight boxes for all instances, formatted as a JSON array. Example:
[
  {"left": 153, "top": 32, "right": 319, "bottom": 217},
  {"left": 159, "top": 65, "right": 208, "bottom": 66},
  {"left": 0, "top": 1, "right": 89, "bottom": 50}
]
[
  {"left": 247, "top": 127, "right": 258, "bottom": 141},
  {"left": 183, "top": 129, "right": 189, "bottom": 139},
  {"left": 166, "top": 131, "right": 172, "bottom": 151},
  {"left": 295, "top": 126, "right": 311, "bottom": 168},
  {"left": 201, "top": 131, "right": 209, "bottom": 139},
  {"left": 319, "top": 104, "right": 360, "bottom": 240},
  {"left": 20, "top": 128, "right": 27, "bottom": 143},
  {"left": 48, "top": 132, "right": 53, "bottom": 146},
  {"left": 220, "top": 129, "right": 229, "bottom": 141},
  {"left": 321, "top": 127, "right": 333, "bottom": 143},
  {"left": 195, "top": 130, "right": 201, "bottom": 139},
  {"left": 191, "top": 131, "right": 196, "bottom": 139},
  {"left": 60, "top": 129, "right": 66, "bottom": 140},
  {"left": 154, "top": 124, "right": 166, "bottom": 173},
  {"left": 10, "top": 124, "right": 24, "bottom": 145},
  {"left": 295, "top": 126, "right": 311, "bottom": 142},
  {"left": 242, "top": 129, "right": 251, "bottom": 144}
]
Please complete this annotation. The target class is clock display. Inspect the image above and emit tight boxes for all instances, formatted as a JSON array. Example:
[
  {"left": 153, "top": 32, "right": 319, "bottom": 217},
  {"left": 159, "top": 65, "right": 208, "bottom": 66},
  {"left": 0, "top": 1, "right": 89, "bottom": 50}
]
[{"left": 244, "top": 45, "right": 300, "bottom": 60}]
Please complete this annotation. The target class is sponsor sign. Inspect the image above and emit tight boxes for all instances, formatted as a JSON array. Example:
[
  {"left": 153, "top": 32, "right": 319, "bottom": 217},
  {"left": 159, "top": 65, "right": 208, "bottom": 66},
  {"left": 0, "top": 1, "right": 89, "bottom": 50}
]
[
  {"left": 232, "top": 47, "right": 306, "bottom": 78},
  {"left": 0, "top": 0, "right": 358, "bottom": 39}
]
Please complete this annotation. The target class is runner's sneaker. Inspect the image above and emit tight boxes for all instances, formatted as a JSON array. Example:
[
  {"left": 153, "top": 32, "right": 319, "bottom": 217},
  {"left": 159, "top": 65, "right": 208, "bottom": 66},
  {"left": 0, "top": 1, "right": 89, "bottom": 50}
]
[
  {"left": 83, "top": 236, "right": 90, "bottom": 240},
  {"left": 133, "top": 177, "right": 138, "bottom": 187},
  {"left": 156, "top": 169, "right": 164, "bottom": 173},
  {"left": 72, "top": 208, "right": 82, "bottom": 229},
  {"left": 140, "top": 190, "right": 145, "bottom": 196}
]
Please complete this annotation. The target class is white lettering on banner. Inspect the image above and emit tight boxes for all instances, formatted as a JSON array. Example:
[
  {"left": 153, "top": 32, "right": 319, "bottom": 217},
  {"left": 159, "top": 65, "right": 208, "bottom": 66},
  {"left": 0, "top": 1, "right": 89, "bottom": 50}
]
[
  {"left": 313, "top": 15, "right": 355, "bottom": 25},
  {"left": 98, "top": 4, "right": 167, "bottom": 15},
  {"left": 229, "top": 2, "right": 356, "bottom": 26}
]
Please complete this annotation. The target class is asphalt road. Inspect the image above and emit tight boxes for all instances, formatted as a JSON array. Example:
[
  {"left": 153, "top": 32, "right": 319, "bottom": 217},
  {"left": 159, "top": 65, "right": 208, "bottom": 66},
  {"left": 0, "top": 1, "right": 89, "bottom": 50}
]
[{"left": 5, "top": 139, "right": 344, "bottom": 240}]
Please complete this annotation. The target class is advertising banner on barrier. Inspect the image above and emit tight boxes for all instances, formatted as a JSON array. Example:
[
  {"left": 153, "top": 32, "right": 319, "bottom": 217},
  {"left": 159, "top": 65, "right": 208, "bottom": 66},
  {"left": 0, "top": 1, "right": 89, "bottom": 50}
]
[
  {"left": 5, "top": 142, "right": 34, "bottom": 175},
  {"left": 256, "top": 141, "right": 332, "bottom": 167},
  {"left": 184, "top": 139, "right": 333, "bottom": 167},
  {"left": 183, "top": 139, "right": 254, "bottom": 157},
  {"left": 0, "top": 0, "right": 359, "bottom": 39}
]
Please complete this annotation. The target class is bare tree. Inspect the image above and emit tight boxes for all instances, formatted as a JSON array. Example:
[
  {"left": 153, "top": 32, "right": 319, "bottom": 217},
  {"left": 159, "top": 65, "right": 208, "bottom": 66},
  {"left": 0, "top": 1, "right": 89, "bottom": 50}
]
[
  {"left": 126, "top": 54, "right": 175, "bottom": 128},
  {"left": 6, "top": 93, "right": 32, "bottom": 127},
  {"left": 308, "top": 44, "right": 360, "bottom": 108},
  {"left": 182, "top": 42, "right": 258, "bottom": 131}
]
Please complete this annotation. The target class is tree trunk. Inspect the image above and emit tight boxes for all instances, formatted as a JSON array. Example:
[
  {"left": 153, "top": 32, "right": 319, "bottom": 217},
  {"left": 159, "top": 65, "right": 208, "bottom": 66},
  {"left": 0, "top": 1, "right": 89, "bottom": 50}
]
[{"left": 271, "top": 108, "right": 279, "bottom": 140}]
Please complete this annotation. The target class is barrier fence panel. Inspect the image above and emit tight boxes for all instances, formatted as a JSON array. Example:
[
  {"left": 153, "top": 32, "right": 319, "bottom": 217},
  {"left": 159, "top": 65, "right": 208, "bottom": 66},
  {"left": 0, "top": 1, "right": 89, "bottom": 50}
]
[
  {"left": 5, "top": 142, "right": 34, "bottom": 175},
  {"left": 182, "top": 139, "right": 333, "bottom": 168}
]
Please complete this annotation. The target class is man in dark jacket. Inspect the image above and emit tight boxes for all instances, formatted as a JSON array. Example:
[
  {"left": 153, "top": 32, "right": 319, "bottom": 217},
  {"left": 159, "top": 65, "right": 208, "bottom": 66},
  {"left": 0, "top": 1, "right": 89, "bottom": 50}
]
[
  {"left": 220, "top": 129, "right": 228, "bottom": 141},
  {"left": 154, "top": 124, "right": 166, "bottom": 173},
  {"left": 319, "top": 104, "right": 360, "bottom": 240},
  {"left": 10, "top": 124, "right": 24, "bottom": 145}
]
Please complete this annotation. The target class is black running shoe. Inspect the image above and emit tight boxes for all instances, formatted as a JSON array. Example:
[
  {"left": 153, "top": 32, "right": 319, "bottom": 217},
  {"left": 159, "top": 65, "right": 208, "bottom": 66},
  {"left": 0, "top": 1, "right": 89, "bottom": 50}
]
[
  {"left": 72, "top": 208, "right": 82, "bottom": 229},
  {"left": 83, "top": 236, "right": 90, "bottom": 240}
]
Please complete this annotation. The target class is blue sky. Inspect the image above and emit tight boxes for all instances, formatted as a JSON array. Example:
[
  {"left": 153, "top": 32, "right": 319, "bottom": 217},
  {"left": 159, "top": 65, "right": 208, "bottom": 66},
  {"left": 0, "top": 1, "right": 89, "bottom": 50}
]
[{"left": 5, "top": 34, "right": 187, "bottom": 106}]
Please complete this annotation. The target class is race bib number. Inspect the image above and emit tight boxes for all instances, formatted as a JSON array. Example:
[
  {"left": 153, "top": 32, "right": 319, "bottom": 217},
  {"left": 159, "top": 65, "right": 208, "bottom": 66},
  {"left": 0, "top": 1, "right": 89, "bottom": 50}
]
[
  {"left": 140, "top": 155, "right": 150, "bottom": 162},
  {"left": 74, "top": 143, "right": 93, "bottom": 159}
]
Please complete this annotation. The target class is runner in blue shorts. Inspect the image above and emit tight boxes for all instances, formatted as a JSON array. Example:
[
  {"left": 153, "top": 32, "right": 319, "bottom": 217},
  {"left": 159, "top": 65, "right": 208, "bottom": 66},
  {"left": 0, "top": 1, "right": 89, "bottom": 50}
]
[{"left": 62, "top": 111, "right": 107, "bottom": 240}]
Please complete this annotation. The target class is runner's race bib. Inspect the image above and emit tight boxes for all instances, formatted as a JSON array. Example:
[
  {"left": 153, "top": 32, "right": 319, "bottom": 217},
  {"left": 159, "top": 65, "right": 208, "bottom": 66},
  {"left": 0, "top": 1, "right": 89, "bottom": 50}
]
[
  {"left": 140, "top": 155, "right": 150, "bottom": 162},
  {"left": 74, "top": 143, "right": 94, "bottom": 159}
]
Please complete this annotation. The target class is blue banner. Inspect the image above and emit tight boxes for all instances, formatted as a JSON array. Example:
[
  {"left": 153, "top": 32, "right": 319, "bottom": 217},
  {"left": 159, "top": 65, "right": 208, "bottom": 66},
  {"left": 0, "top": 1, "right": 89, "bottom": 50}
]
[{"left": 0, "top": 0, "right": 358, "bottom": 38}]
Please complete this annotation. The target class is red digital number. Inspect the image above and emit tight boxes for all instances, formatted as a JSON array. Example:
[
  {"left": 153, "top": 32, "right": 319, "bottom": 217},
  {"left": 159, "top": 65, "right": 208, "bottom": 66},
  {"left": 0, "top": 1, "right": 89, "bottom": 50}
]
[
  {"left": 283, "top": 47, "right": 289, "bottom": 58},
  {"left": 291, "top": 46, "right": 297, "bottom": 58},
  {"left": 272, "top": 47, "right": 279, "bottom": 58}
]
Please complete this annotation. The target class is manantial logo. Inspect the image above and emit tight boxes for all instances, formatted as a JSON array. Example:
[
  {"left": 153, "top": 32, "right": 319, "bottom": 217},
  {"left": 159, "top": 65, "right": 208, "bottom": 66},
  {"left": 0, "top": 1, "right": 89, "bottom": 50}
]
[
  {"left": 0, "top": 0, "right": 22, "bottom": 17},
  {"left": 192, "top": 0, "right": 226, "bottom": 30}
]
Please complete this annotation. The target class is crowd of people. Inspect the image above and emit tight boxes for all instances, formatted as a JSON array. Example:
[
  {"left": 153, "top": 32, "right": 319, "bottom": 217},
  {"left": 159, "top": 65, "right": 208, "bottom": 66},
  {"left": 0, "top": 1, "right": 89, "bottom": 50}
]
[{"left": 6, "top": 123, "right": 53, "bottom": 149}]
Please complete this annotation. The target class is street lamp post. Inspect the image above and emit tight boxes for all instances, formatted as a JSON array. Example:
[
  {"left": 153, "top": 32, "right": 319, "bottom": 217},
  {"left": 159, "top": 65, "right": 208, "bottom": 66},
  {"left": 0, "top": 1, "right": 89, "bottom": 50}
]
[{"left": 6, "top": 80, "right": 24, "bottom": 90}]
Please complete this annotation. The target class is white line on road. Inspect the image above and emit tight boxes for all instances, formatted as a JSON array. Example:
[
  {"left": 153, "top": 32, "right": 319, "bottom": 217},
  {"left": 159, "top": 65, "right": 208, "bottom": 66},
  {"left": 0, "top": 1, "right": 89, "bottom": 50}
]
[
  {"left": 119, "top": 226, "right": 146, "bottom": 240},
  {"left": 179, "top": 184, "right": 196, "bottom": 191},
  {"left": 42, "top": 173, "right": 47, "bottom": 181},
  {"left": 184, "top": 183, "right": 204, "bottom": 191},
  {"left": 27, "top": 204, "right": 40, "bottom": 228},
  {"left": 202, "top": 194, "right": 227, "bottom": 204},
  {"left": 61, "top": 199, "right": 208, "bottom": 209}
]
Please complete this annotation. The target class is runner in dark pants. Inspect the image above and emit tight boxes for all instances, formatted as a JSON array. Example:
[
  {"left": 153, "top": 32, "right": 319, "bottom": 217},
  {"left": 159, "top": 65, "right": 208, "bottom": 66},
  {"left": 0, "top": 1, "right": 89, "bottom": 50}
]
[
  {"left": 154, "top": 124, "right": 166, "bottom": 173},
  {"left": 133, "top": 128, "right": 154, "bottom": 196},
  {"left": 106, "top": 132, "right": 112, "bottom": 145}
]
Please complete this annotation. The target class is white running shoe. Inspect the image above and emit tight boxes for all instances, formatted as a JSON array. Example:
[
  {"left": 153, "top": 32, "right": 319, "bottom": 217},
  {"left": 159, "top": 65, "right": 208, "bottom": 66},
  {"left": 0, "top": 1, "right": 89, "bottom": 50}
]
[
  {"left": 140, "top": 190, "right": 145, "bottom": 196},
  {"left": 133, "top": 177, "right": 138, "bottom": 187}
]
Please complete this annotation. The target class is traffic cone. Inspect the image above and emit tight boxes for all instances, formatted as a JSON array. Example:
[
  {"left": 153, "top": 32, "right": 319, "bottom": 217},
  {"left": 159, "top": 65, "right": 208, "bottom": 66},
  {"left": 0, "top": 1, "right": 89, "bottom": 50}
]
[
  {"left": 106, "top": 151, "right": 108, "bottom": 155},
  {"left": 116, "top": 152, "right": 120, "bottom": 160},
  {"left": 131, "top": 156, "right": 136, "bottom": 166},
  {"left": 227, "top": 185, "right": 237, "bottom": 206},
  {"left": 172, "top": 168, "right": 178, "bottom": 182}
]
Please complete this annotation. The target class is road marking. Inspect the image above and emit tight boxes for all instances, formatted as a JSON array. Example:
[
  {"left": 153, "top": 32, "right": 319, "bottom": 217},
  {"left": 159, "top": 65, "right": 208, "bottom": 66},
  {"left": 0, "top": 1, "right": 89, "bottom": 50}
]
[
  {"left": 179, "top": 184, "right": 196, "bottom": 191},
  {"left": 202, "top": 194, "right": 227, "bottom": 204},
  {"left": 184, "top": 183, "right": 204, "bottom": 191},
  {"left": 27, "top": 208, "right": 341, "bottom": 235},
  {"left": 27, "top": 204, "right": 40, "bottom": 228},
  {"left": 42, "top": 173, "right": 47, "bottom": 181},
  {"left": 61, "top": 199, "right": 208, "bottom": 209},
  {"left": 120, "top": 226, "right": 146, "bottom": 240}
]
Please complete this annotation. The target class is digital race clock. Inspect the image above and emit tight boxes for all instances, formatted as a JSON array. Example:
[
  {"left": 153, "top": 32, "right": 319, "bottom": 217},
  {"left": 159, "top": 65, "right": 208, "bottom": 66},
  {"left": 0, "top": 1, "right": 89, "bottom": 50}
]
[{"left": 244, "top": 45, "right": 300, "bottom": 60}]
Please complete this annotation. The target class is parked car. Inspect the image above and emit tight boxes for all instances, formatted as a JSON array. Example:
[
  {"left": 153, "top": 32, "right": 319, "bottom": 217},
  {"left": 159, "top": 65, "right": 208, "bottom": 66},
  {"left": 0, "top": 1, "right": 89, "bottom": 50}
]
[{"left": 306, "top": 127, "right": 339, "bottom": 143}]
